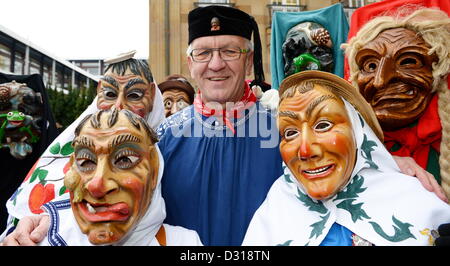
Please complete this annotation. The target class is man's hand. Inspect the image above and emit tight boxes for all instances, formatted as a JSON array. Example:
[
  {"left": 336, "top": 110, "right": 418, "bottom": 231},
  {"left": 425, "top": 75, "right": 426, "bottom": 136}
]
[
  {"left": 393, "top": 155, "right": 448, "bottom": 203},
  {"left": 0, "top": 215, "right": 50, "bottom": 246}
]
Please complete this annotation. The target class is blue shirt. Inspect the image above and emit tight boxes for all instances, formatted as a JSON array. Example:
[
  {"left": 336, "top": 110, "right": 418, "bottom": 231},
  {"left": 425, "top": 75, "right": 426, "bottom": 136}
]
[
  {"left": 157, "top": 103, "right": 283, "bottom": 245},
  {"left": 320, "top": 223, "right": 354, "bottom": 246}
]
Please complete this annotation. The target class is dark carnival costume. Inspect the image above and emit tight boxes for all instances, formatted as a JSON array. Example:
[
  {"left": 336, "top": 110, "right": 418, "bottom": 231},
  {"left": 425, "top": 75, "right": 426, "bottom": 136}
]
[{"left": 0, "top": 73, "right": 58, "bottom": 232}]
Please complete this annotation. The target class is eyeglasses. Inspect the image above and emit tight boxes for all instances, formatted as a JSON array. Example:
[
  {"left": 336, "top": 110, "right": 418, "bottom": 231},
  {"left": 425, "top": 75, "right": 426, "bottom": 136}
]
[{"left": 190, "top": 47, "right": 249, "bottom": 62}]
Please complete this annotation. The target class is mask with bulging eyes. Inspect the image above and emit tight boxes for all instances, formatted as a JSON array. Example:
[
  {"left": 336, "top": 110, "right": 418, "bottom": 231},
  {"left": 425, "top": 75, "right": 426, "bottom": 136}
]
[
  {"left": 282, "top": 22, "right": 334, "bottom": 77},
  {"left": 162, "top": 89, "right": 191, "bottom": 117}
]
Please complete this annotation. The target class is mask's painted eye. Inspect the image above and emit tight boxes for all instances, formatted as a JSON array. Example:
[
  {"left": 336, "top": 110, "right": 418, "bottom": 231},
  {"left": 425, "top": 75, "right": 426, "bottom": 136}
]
[
  {"left": 397, "top": 53, "right": 423, "bottom": 69},
  {"left": 400, "top": 57, "right": 417, "bottom": 65},
  {"left": 362, "top": 58, "right": 379, "bottom": 73},
  {"left": 75, "top": 149, "right": 97, "bottom": 172},
  {"left": 176, "top": 100, "right": 189, "bottom": 110},
  {"left": 19, "top": 112, "right": 24, "bottom": 116},
  {"left": 113, "top": 149, "right": 141, "bottom": 169},
  {"left": 103, "top": 87, "right": 118, "bottom": 100},
  {"left": 164, "top": 99, "right": 173, "bottom": 109},
  {"left": 7, "top": 112, "right": 13, "bottom": 116},
  {"left": 127, "top": 89, "right": 144, "bottom": 101},
  {"left": 314, "top": 120, "right": 333, "bottom": 132},
  {"left": 77, "top": 158, "right": 96, "bottom": 171},
  {"left": 284, "top": 128, "right": 299, "bottom": 140}
]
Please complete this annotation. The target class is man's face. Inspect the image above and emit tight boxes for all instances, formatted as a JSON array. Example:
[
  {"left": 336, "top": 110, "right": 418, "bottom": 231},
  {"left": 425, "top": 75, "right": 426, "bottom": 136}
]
[
  {"left": 67, "top": 113, "right": 159, "bottom": 245},
  {"left": 162, "top": 89, "right": 191, "bottom": 117},
  {"left": 187, "top": 35, "right": 253, "bottom": 105},
  {"left": 356, "top": 28, "right": 437, "bottom": 131},
  {"left": 97, "top": 67, "right": 155, "bottom": 118},
  {"left": 278, "top": 85, "right": 356, "bottom": 200}
]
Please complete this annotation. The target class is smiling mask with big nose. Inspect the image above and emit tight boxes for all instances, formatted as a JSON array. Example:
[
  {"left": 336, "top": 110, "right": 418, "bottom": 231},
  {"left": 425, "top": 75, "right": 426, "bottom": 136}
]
[{"left": 278, "top": 85, "right": 356, "bottom": 200}]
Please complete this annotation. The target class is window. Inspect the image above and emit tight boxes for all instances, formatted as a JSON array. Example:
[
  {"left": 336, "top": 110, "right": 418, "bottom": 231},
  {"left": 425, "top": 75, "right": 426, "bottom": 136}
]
[
  {"left": 340, "top": 0, "right": 379, "bottom": 21},
  {"left": 56, "top": 65, "right": 64, "bottom": 90},
  {"left": 200, "top": 0, "right": 229, "bottom": 2},
  {"left": 195, "top": 0, "right": 234, "bottom": 8},
  {"left": 270, "top": 0, "right": 304, "bottom": 14},
  {"left": 0, "top": 43, "right": 11, "bottom": 73},
  {"left": 29, "top": 58, "right": 41, "bottom": 75},
  {"left": 75, "top": 74, "right": 84, "bottom": 89},
  {"left": 14, "top": 52, "right": 24, "bottom": 75},
  {"left": 80, "top": 62, "right": 100, "bottom": 76},
  {"left": 42, "top": 64, "right": 51, "bottom": 87},
  {"left": 282, "top": 0, "right": 300, "bottom": 5},
  {"left": 267, "top": 0, "right": 306, "bottom": 26},
  {"left": 64, "top": 69, "right": 71, "bottom": 89}
]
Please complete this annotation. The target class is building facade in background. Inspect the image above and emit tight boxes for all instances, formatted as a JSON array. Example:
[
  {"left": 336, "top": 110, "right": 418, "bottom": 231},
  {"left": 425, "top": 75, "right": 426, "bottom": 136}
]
[
  {"left": 69, "top": 58, "right": 148, "bottom": 80},
  {"left": 0, "top": 25, "right": 98, "bottom": 90},
  {"left": 69, "top": 59, "right": 106, "bottom": 78},
  {"left": 149, "top": 0, "right": 380, "bottom": 88}
]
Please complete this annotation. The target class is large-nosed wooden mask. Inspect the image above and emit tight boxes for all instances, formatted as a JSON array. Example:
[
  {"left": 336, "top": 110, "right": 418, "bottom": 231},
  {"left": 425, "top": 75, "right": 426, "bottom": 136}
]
[
  {"left": 97, "top": 60, "right": 155, "bottom": 119},
  {"left": 278, "top": 84, "right": 356, "bottom": 200},
  {"left": 64, "top": 108, "right": 159, "bottom": 245},
  {"left": 277, "top": 70, "right": 384, "bottom": 200},
  {"left": 355, "top": 28, "right": 437, "bottom": 131}
]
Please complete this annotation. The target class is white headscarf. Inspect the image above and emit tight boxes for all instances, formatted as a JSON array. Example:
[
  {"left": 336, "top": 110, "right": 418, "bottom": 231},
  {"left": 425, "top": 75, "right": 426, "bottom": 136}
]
[
  {"left": 4, "top": 84, "right": 165, "bottom": 222},
  {"left": 243, "top": 99, "right": 450, "bottom": 246}
]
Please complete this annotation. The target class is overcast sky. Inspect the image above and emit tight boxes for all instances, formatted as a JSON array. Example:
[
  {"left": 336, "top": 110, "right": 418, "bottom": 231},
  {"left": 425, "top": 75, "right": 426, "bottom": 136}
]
[{"left": 0, "top": 0, "right": 149, "bottom": 60}]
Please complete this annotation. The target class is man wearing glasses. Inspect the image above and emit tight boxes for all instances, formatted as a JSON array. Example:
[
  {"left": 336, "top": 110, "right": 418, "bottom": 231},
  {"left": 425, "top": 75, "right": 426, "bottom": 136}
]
[{"left": 156, "top": 5, "right": 283, "bottom": 246}]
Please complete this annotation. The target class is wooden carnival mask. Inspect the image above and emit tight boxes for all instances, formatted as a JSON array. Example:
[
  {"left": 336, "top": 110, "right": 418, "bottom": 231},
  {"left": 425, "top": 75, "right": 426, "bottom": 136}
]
[
  {"left": 159, "top": 75, "right": 195, "bottom": 117},
  {"left": 162, "top": 89, "right": 190, "bottom": 117},
  {"left": 97, "top": 60, "right": 155, "bottom": 119},
  {"left": 278, "top": 84, "right": 356, "bottom": 200},
  {"left": 355, "top": 28, "right": 437, "bottom": 131},
  {"left": 64, "top": 108, "right": 159, "bottom": 245},
  {"left": 282, "top": 22, "right": 333, "bottom": 77}
]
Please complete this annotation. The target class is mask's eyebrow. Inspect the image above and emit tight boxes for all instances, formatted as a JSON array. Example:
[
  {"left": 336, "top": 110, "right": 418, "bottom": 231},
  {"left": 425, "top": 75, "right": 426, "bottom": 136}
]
[
  {"left": 125, "top": 78, "right": 147, "bottom": 90},
  {"left": 306, "top": 95, "right": 338, "bottom": 118},
  {"left": 73, "top": 136, "right": 95, "bottom": 148},
  {"left": 108, "top": 134, "right": 142, "bottom": 149},
  {"left": 278, "top": 110, "right": 299, "bottom": 120},
  {"left": 101, "top": 76, "right": 120, "bottom": 89}
]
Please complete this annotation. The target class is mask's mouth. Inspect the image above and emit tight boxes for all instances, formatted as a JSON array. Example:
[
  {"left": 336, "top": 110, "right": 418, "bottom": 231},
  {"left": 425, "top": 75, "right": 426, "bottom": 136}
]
[
  {"left": 301, "top": 164, "right": 335, "bottom": 180},
  {"left": 370, "top": 82, "right": 420, "bottom": 108},
  {"left": 78, "top": 200, "right": 130, "bottom": 222}
]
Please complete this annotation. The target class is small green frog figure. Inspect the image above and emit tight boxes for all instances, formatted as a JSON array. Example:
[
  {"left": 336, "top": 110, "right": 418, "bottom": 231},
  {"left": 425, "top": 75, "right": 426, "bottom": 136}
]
[
  {"left": 293, "top": 53, "right": 322, "bottom": 73},
  {"left": 0, "top": 110, "right": 40, "bottom": 159}
]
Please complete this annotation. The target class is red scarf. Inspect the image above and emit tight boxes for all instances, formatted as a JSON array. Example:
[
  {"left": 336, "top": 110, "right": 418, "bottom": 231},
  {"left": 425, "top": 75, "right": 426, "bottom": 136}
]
[
  {"left": 383, "top": 94, "right": 442, "bottom": 169},
  {"left": 193, "top": 82, "right": 257, "bottom": 134}
]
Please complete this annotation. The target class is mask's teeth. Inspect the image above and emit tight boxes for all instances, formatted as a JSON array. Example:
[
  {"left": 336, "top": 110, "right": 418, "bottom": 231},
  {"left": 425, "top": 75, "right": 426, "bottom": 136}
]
[{"left": 86, "top": 202, "right": 96, "bottom": 214}]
